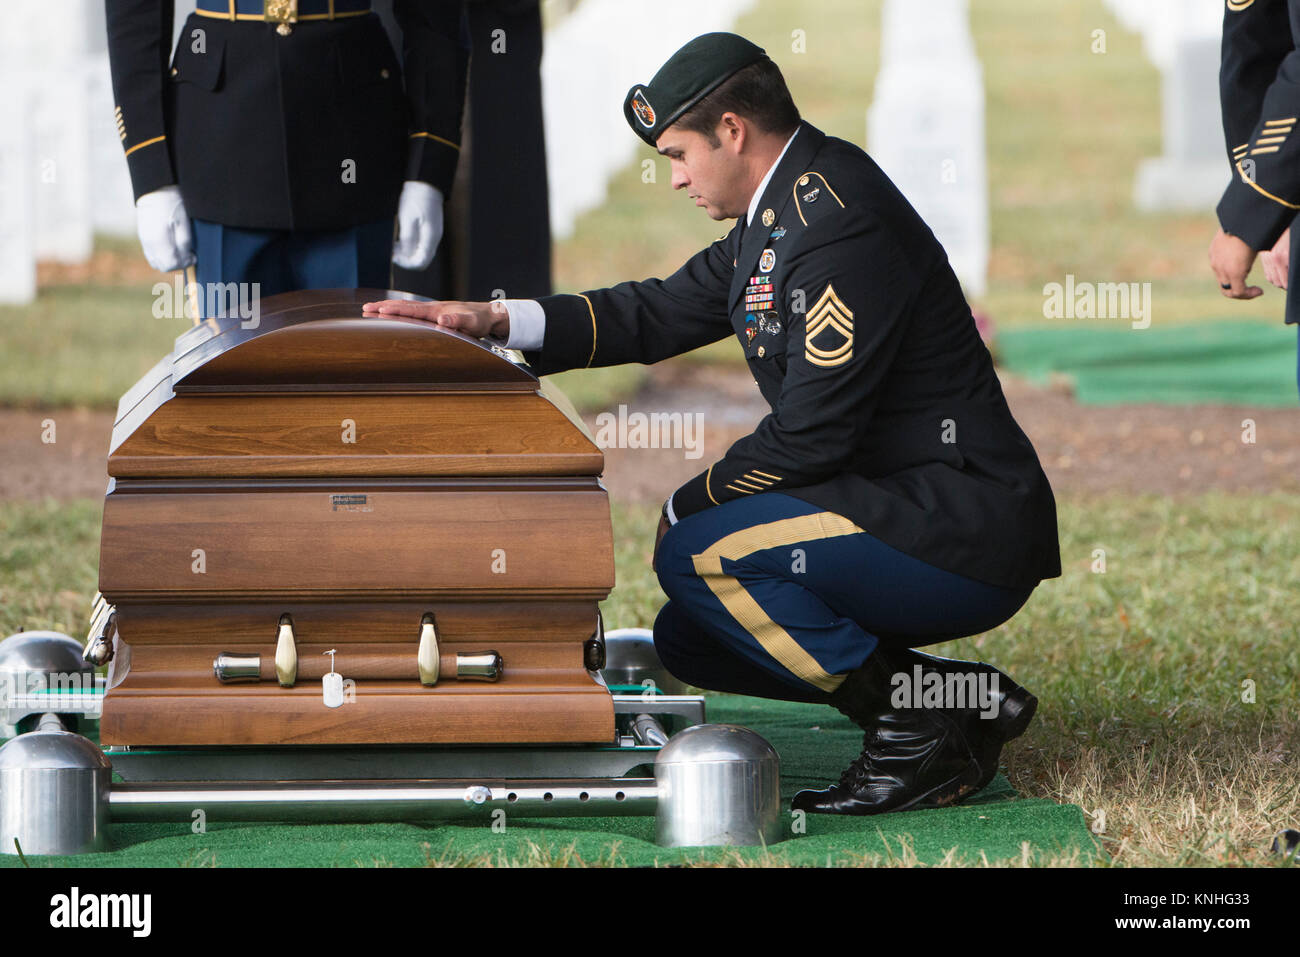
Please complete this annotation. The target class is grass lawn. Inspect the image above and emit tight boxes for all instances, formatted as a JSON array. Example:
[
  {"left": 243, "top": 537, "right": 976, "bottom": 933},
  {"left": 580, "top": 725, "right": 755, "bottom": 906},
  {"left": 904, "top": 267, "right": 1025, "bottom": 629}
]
[{"left": 5, "top": 491, "right": 1296, "bottom": 867}]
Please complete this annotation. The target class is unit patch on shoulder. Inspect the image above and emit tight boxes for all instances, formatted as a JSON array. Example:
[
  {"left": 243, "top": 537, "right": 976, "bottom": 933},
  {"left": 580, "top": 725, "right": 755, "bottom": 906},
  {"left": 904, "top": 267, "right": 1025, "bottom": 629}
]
[{"left": 804, "top": 283, "right": 854, "bottom": 367}]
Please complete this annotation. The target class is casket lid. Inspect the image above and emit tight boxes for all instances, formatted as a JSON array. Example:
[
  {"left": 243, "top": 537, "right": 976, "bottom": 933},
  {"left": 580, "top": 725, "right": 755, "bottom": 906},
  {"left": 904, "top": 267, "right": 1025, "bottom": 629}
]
[
  {"left": 166, "top": 289, "right": 537, "bottom": 392},
  {"left": 106, "top": 289, "right": 603, "bottom": 479}
]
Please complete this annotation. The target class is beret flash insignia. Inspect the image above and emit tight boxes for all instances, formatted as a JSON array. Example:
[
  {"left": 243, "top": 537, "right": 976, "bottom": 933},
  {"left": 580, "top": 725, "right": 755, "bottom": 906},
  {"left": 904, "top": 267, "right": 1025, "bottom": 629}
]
[{"left": 631, "top": 89, "right": 656, "bottom": 128}]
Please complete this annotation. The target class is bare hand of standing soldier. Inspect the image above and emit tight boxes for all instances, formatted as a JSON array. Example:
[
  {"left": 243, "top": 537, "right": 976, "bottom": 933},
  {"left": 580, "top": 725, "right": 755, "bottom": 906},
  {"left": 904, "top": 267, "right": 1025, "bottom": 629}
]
[
  {"left": 362, "top": 298, "right": 511, "bottom": 340},
  {"left": 1261, "top": 227, "right": 1290, "bottom": 290},
  {"left": 1209, "top": 228, "right": 1263, "bottom": 299}
]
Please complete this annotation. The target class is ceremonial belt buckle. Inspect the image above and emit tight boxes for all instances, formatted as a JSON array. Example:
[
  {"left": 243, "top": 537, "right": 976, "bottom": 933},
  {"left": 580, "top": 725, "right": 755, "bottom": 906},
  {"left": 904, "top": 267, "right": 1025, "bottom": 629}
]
[{"left": 265, "top": 0, "right": 298, "bottom": 35}]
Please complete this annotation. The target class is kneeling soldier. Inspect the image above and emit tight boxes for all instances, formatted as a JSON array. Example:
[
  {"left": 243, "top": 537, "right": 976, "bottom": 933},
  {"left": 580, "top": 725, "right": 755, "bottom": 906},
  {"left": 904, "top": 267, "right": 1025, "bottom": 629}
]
[{"left": 366, "top": 33, "right": 1061, "bottom": 814}]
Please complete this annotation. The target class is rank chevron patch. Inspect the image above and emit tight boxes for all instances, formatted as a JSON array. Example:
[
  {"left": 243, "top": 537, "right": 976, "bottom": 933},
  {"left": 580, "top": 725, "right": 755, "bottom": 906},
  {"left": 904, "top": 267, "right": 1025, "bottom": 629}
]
[{"left": 804, "top": 282, "right": 854, "bottom": 367}]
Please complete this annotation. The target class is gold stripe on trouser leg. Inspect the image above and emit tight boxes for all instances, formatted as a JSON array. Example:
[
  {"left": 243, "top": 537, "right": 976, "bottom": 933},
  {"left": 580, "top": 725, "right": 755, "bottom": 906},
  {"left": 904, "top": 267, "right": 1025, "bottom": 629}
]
[{"left": 689, "top": 511, "right": 865, "bottom": 694}]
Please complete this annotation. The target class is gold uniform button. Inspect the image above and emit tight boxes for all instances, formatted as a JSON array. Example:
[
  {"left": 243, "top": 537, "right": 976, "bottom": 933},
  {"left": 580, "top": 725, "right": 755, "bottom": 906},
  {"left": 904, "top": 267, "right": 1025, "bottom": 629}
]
[
  {"left": 170, "top": 67, "right": 178, "bottom": 76},
  {"left": 799, "top": 175, "right": 810, "bottom": 186},
  {"left": 758, "top": 346, "right": 766, "bottom": 357},
  {"left": 381, "top": 68, "right": 390, "bottom": 79}
]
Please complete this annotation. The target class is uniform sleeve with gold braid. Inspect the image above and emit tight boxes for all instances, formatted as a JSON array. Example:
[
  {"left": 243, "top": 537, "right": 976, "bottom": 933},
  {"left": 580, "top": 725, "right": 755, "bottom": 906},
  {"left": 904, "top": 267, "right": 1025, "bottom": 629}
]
[
  {"left": 524, "top": 226, "right": 740, "bottom": 375},
  {"left": 670, "top": 207, "right": 915, "bottom": 520},
  {"left": 393, "top": 1, "right": 468, "bottom": 194},
  {"left": 105, "top": 0, "right": 178, "bottom": 201},
  {"left": 1217, "top": 0, "right": 1300, "bottom": 251}
]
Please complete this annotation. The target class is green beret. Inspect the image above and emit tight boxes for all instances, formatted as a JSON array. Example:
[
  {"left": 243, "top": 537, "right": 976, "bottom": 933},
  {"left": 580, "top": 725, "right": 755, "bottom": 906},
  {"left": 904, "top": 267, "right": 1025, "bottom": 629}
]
[{"left": 623, "top": 33, "right": 769, "bottom": 146}]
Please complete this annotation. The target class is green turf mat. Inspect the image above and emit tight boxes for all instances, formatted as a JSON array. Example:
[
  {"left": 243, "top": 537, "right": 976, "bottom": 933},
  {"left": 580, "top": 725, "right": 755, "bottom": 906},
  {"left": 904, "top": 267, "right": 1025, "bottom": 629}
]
[
  {"left": 0, "top": 698, "right": 1099, "bottom": 867},
  {"left": 996, "top": 320, "right": 1298, "bottom": 406}
]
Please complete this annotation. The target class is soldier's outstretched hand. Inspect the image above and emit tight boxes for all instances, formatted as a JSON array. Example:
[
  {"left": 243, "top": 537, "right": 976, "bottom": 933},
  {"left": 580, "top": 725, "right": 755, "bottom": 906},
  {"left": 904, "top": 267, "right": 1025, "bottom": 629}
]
[{"left": 362, "top": 298, "right": 510, "bottom": 340}]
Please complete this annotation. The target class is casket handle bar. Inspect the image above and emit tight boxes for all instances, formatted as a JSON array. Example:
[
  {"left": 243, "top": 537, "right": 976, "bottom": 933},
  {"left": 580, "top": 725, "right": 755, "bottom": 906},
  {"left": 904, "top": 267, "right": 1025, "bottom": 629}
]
[
  {"left": 213, "top": 652, "right": 262, "bottom": 682},
  {"left": 453, "top": 651, "right": 503, "bottom": 681},
  {"left": 212, "top": 650, "right": 503, "bottom": 684},
  {"left": 212, "top": 611, "right": 503, "bottom": 686}
]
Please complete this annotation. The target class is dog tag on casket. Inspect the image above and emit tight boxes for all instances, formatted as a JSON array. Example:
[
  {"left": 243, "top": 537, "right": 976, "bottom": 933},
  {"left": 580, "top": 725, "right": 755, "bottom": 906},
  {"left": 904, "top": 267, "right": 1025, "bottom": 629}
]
[{"left": 323, "top": 671, "right": 344, "bottom": 708}]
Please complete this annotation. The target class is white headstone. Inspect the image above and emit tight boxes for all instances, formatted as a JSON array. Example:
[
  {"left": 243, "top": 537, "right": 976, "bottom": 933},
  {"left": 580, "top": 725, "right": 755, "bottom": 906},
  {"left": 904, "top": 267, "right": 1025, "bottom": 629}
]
[
  {"left": 1133, "top": 0, "right": 1222, "bottom": 73},
  {"left": 867, "top": 0, "right": 989, "bottom": 297},
  {"left": 30, "top": 71, "right": 94, "bottom": 263},
  {"left": 7, "top": 0, "right": 97, "bottom": 263},
  {"left": 1133, "top": 15, "right": 1230, "bottom": 211},
  {"left": 541, "top": 0, "right": 759, "bottom": 240},
  {"left": 879, "top": 0, "right": 975, "bottom": 66}
]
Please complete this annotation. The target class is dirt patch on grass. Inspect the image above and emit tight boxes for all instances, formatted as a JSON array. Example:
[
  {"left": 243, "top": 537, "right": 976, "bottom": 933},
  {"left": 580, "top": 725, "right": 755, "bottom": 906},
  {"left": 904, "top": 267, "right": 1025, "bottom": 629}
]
[
  {"left": 36, "top": 248, "right": 161, "bottom": 289},
  {"left": 0, "top": 408, "right": 112, "bottom": 501},
  {"left": 1, "top": 362, "right": 1296, "bottom": 504}
]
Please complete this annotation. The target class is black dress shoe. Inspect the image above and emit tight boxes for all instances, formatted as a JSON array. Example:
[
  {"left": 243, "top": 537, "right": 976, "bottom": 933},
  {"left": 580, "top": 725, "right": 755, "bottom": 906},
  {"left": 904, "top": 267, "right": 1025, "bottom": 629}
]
[
  {"left": 791, "top": 710, "right": 983, "bottom": 815},
  {"left": 879, "top": 646, "right": 1038, "bottom": 792},
  {"left": 791, "top": 654, "right": 983, "bottom": 815}
]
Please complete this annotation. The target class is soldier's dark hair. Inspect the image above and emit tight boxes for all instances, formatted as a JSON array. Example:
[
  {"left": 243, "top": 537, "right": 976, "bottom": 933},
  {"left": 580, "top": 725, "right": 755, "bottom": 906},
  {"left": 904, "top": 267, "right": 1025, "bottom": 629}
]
[{"left": 672, "top": 58, "right": 801, "bottom": 147}]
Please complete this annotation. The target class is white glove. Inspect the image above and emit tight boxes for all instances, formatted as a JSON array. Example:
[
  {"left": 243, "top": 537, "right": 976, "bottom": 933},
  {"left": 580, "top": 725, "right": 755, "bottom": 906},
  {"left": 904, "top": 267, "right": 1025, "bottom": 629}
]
[
  {"left": 392, "top": 180, "right": 443, "bottom": 270},
  {"left": 135, "top": 185, "right": 195, "bottom": 273}
]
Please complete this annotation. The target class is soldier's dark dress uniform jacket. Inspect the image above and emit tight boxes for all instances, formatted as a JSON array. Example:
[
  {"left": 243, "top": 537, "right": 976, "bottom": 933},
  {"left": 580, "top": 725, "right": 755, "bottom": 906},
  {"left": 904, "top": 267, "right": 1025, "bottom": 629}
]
[
  {"left": 1218, "top": 0, "right": 1300, "bottom": 324},
  {"left": 106, "top": 0, "right": 467, "bottom": 231},
  {"left": 524, "top": 121, "right": 1061, "bottom": 591}
]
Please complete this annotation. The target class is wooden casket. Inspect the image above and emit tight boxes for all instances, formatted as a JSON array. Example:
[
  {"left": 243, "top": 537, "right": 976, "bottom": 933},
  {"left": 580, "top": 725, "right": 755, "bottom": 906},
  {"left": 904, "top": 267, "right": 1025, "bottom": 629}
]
[{"left": 95, "top": 289, "right": 615, "bottom": 747}]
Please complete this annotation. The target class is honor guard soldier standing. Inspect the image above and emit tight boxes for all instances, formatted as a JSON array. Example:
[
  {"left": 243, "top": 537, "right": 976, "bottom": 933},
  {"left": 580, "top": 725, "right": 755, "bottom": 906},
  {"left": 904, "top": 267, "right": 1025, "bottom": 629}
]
[
  {"left": 388, "top": 0, "right": 554, "bottom": 303},
  {"left": 106, "top": 0, "right": 467, "bottom": 311},
  {"left": 1210, "top": 0, "right": 1300, "bottom": 396},
  {"left": 366, "top": 34, "right": 1062, "bottom": 815}
]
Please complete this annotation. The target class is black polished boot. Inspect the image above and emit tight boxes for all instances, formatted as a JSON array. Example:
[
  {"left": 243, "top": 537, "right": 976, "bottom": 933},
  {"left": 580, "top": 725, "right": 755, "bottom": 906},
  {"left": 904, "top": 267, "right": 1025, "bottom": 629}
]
[
  {"left": 878, "top": 646, "right": 1038, "bottom": 792},
  {"left": 791, "top": 653, "right": 983, "bottom": 815}
]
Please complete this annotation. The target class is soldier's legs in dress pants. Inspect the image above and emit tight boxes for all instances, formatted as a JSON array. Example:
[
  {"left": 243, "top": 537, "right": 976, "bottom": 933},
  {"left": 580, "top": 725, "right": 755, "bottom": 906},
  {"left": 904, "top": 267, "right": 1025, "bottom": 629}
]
[
  {"left": 286, "top": 218, "right": 393, "bottom": 291},
  {"left": 192, "top": 220, "right": 291, "bottom": 314},
  {"left": 192, "top": 218, "right": 393, "bottom": 314},
  {"left": 653, "top": 601, "right": 831, "bottom": 704},
  {"left": 653, "top": 493, "right": 1034, "bottom": 701}
]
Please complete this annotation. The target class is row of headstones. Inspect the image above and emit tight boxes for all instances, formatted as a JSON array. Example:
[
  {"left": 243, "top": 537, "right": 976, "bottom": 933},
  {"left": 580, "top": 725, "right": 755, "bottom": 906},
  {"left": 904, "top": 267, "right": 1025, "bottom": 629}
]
[
  {"left": 0, "top": 0, "right": 194, "bottom": 304},
  {"left": 865, "top": 0, "right": 1234, "bottom": 285},
  {"left": 551, "top": 0, "right": 993, "bottom": 297},
  {"left": 0, "top": 0, "right": 1239, "bottom": 306}
]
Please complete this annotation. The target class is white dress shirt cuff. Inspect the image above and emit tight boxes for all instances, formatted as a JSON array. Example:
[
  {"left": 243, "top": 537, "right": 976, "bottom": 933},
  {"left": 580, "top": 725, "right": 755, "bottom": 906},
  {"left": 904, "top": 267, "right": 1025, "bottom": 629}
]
[{"left": 500, "top": 299, "right": 546, "bottom": 350}]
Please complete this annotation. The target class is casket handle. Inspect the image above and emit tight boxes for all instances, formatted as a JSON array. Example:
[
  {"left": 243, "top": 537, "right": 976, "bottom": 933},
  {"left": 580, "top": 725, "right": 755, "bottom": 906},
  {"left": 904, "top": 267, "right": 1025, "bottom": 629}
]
[
  {"left": 275, "top": 613, "right": 297, "bottom": 687},
  {"left": 417, "top": 613, "right": 439, "bottom": 686}
]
